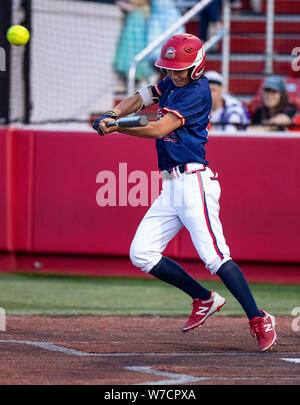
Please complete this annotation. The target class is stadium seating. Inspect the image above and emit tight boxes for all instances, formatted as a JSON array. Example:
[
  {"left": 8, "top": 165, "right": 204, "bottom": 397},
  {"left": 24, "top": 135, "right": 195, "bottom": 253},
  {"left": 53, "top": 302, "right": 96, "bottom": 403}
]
[{"left": 186, "top": 0, "right": 300, "bottom": 102}]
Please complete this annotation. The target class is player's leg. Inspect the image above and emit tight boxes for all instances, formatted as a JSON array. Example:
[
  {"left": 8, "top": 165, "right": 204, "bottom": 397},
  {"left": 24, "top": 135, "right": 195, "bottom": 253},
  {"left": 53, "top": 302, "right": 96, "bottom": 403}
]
[
  {"left": 130, "top": 178, "right": 211, "bottom": 300},
  {"left": 217, "top": 260, "right": 276, "bottom": 351},
  {"left": 216, "top": 260, "right": 263, "bottom": 319},
  {"left": 178, "top": 169, "right": 231, "bottom": 274},
  {"left": 179, "top": 168, "right": 276, "bottom": 349},
  {"left": 154, "top": 171, "right": 226, "bottom": 332},
  {"left": 149, "top": 256, "right": 211, "bottom": 300},
  {"left": 190, "top": 168, "right": 262, "bottom": 319},
  {"left": 179, "top": 168, "right": 260, "bottom": 315}
]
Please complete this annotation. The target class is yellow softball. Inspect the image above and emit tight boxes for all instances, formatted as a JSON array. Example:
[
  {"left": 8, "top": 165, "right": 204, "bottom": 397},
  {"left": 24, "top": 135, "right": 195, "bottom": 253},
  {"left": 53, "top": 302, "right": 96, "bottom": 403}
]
[{"left": 7, "top": 25, "right": 30, "bottom": 46}]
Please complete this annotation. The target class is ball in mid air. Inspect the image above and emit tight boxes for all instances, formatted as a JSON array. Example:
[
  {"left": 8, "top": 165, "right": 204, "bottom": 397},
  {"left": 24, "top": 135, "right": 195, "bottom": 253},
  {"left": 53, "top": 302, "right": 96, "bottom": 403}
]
[{"left": 7, "top": 25, "right": 30, "bottom": 46}]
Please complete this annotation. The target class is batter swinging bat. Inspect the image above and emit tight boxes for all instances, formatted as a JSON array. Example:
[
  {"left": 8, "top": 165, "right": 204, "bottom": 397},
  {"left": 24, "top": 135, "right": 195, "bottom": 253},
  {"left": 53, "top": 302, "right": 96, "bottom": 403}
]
[{"left": 105, "top": 115, "right": 148, "bottom": 128}]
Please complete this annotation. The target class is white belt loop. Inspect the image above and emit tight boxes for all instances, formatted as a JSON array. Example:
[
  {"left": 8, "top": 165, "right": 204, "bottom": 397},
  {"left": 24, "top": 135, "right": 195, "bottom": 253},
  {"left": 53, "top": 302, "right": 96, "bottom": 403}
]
[{"left": 185, "top": 163, "right": 206, "bottom": 174}]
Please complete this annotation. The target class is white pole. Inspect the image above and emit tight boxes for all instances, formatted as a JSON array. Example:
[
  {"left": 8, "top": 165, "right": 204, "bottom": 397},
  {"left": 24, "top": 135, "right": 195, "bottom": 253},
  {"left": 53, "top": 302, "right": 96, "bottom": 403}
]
[
  {"left": 265, "top": 0, "right": 274, "bottom": 75},
  {"left": 221, "top": 0, "right": 231, "bottom": 94}
]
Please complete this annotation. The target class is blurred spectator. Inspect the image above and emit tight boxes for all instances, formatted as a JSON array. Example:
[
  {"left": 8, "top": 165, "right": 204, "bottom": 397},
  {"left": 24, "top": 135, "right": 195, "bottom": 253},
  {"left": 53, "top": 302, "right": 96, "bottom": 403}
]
[
  {"left": 251, "top": 76, "right": 298, "bottom": 130},
  {"left": 198, "top": 0, "right": 238, "bottom": 45},
  {"left": 250, "top": 0, "right": 262, "bottom": 14},
  {"left": 147, "top": 0, "right": 185, "bottom": 64},
  {"left": 113, "top": 0, "right": 155, "bottom": 91},
  {"left": 198, "top": 0, "right": 222, "bottom": 44},
  {"left": 205, "top": 70, "right": 250, "bottom": 131}
]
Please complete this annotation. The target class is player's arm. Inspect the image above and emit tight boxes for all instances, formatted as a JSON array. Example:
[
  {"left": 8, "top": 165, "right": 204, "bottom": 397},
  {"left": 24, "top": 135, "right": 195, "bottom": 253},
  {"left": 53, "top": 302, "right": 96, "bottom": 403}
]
[
  {"left": 113, "top": 85, "right": 161, "bottom": 117},
  {"left": 93, "top": 85, "right": 161, "bottom": 135},
  {"left": 92, "top": 93, "right": 142, "bottom": 135},
  {"left": 113, "top": 93, "right": 143, "bottom": 118},
  {"left": 100, "top": 112, "right": 182, "bottom": 139}
]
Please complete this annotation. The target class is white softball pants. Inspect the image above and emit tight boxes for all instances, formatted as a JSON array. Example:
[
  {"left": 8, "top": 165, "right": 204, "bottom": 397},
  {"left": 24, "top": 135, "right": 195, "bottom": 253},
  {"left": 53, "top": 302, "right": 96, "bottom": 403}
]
[{"left": 130, "top": 163, "right": 231, "bottom": 275}]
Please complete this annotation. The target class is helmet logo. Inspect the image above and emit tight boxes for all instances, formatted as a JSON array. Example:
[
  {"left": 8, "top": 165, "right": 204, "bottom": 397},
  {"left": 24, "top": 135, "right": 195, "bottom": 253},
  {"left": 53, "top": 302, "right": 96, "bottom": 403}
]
[{"left": 164, "top": 47, "right": 176, "bottom": 59}]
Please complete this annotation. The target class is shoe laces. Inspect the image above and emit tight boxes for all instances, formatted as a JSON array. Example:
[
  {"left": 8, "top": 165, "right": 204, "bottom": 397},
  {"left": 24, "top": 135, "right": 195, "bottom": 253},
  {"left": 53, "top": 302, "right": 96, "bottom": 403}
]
[
  {"left": 191, "top": 299, "right": 201, "bottom": 311},
  {"left": 187, "top": 299, "right": 202, "bottom": 320},
  {"left": 249, "top": 317, "right": 264, "bottom": 338}
]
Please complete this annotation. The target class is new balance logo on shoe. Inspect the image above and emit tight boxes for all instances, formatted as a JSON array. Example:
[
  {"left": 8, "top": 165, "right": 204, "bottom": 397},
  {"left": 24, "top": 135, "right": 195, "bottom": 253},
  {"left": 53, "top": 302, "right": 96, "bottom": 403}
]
[
  {"left": 182, "top": 291, "right": 226, "bottom": 332},
  {"left": 264, "top": 323, "right": 273, "bottom": 332},
  {"left": 195, "top": 306, "right": 209, "bottom": 316},
  {"left": 249, "top": 310, "right": 277, "bottom": 352}
]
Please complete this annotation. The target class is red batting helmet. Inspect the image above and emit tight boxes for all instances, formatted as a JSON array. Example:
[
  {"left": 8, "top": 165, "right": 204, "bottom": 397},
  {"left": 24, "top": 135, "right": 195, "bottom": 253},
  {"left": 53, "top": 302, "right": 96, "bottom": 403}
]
[{"left": 155, "top": 34, "right": 206, "bottom": 80}]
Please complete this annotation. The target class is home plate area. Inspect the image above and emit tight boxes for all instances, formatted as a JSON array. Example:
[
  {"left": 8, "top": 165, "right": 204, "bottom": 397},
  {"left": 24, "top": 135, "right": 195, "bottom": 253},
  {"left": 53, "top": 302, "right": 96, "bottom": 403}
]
[{"left": 0, "top": 315, "right": 299, "bottom": 385}]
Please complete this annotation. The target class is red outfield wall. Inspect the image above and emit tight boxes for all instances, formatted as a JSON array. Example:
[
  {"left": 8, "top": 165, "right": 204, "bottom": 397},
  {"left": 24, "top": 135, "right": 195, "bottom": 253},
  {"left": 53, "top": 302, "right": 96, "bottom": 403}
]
[{"left": 1, "top": 127, "right": 300, "bottom": 272}]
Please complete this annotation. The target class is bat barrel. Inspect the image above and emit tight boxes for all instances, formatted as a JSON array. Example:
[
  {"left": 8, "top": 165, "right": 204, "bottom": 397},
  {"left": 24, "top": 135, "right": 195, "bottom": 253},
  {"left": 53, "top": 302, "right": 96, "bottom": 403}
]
[{"left": 105, "top": 115, "right": 148, "bottom": 128}]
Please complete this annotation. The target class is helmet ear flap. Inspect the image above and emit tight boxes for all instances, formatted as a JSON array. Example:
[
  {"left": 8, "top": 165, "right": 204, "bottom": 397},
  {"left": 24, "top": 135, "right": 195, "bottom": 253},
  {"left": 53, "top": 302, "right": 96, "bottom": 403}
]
[
  {"left": 190, "top": 54, "right": 206, "bottom": 80},
  {"left": 190, "top": 65, "right": 205, "bottom": 80}
]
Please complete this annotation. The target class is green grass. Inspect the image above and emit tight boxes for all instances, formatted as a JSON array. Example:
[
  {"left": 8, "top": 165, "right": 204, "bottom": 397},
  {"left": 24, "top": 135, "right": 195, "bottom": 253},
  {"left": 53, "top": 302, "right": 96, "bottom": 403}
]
[{"left": 0, "top": 272, "right": 299, "bottom": 316}]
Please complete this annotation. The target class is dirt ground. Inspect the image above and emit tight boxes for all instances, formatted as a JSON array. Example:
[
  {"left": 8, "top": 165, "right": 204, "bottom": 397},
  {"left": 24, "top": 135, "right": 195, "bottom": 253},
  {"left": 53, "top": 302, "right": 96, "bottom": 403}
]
[{"left": 0, "top": 315, "right": 299, "bottom": 386}]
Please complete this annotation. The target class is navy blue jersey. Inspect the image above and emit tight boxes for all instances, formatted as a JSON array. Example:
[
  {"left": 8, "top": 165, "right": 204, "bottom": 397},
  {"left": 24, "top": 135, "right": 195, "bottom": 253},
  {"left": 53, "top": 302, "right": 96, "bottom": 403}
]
[{"left": 152, "top": 75, "right": 212, "bottom": 171}]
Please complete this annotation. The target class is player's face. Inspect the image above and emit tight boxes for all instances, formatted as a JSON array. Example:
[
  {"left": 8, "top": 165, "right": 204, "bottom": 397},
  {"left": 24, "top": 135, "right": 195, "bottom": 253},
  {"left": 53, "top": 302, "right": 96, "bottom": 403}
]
[
  {"left": 263, "top": 89, "right": 281, "bottom": 108},
  {"left": 166, "top": 69, "right": 191, "bottom": 87}
]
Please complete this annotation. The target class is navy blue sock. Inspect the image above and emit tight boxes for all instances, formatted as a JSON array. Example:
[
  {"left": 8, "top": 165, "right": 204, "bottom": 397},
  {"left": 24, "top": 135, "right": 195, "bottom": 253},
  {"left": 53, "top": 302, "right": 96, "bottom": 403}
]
[
  {"left": 150, "top": 256, "right": 211, "bottom": 300},
  {"left": 216, "top": 260, "right": 263, "bottom": 320}
]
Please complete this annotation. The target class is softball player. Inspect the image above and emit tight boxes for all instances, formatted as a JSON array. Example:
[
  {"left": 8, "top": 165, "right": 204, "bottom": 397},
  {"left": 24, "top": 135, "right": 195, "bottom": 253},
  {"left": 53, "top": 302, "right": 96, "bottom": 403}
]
[{"left": 93, "top": 34, "right": 277, "bottom": 352}]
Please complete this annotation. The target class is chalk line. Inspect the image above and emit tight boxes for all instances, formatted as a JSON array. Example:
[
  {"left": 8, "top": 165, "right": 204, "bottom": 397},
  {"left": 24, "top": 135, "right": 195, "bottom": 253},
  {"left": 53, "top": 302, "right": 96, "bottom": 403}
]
[
  {"left": 125, "top": 366, "right": 207, "bottom": 385},
  {"left": 281, "top": 358, "right": 300, "bottom": 364},
  {"left": 1, "top": 339, "right": 300, "bottom": 359},
  {"left": 1, "top": 339, "right": 299, "bottom": 385},
  {"left": 125, "top": 366, "right": 300, "bottom": 385}
]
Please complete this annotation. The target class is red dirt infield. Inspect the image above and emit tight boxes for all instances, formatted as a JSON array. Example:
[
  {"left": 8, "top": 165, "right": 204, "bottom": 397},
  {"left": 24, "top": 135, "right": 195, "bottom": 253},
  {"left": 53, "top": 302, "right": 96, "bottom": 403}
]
[{"left": 0, "top": 315, "right": 299, "bottom": 386}]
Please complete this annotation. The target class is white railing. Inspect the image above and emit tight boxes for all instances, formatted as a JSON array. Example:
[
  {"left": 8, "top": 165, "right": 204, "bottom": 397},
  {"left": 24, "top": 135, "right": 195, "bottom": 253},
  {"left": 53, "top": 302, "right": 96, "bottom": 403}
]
[
  {"left": 265, "top": 0, "right": 275, "bottom": 75},
  {"left": 221, "top": 0, "right": 231, "bottom": 93},
  {"left": 127, "top": 0, "right": 276, "bottom": 98},
  {"left": 127, "top": 0, "right": 218, "bottom": 96}
]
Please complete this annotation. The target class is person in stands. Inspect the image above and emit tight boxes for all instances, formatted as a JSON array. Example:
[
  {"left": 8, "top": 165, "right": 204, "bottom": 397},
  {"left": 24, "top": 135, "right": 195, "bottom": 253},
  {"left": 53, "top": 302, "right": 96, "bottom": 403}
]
[
  {"left": 205, "top": 70, "right": 250, "bottom": 131},
  {"left": 251, "top": 76, "right": 298, "bottom": 130}
]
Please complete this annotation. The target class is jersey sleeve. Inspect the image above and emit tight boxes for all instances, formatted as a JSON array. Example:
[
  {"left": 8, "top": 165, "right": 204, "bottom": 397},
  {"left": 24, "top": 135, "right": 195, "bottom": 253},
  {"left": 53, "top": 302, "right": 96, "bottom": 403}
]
[
  {"left": 151, "top": 76, "right": 170, "bottom": 98},
  {"left": 161, "top": 82, "right": 211, "bottom": 126}
]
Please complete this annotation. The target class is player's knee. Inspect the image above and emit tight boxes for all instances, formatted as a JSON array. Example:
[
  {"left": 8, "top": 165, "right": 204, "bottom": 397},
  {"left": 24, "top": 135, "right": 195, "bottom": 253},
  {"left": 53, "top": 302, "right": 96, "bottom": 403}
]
[
  {"left": 206, "top": 256, "right": 231, "bottom": 275},
  {"left": 129, "top": 241, "right": 147, "bottom": 270},
  {"left": 129, "top": 241, "right": 139, "bottom": 267},
  {"left": 130, "top": 240, "right": 161, "bottom": 273}
]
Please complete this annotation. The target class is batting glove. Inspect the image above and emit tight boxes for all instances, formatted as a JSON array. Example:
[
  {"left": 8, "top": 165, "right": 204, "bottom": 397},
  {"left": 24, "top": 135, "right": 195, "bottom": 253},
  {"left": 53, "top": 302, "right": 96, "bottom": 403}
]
[{"left": 93, "top": 111, "right": 118, "bottom": 136}]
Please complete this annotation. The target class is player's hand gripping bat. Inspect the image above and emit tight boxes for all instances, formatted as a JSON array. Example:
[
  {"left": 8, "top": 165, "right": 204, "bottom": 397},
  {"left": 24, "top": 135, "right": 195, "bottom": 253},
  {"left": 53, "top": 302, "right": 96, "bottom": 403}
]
[
  {"left": 93, "top": 113, "right": 148, "bottom": 136},
  {"left": 105, "top": 115, "right": 148, "bottom": 129}
]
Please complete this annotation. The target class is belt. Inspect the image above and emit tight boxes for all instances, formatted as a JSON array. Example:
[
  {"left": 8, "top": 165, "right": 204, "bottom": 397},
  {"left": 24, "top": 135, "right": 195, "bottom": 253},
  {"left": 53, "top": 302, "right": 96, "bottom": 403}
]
[
  {"left": 163, "top": 163, "right": 206, "bottom": 179},
  {"left": 167, "top": 164, "right": 185, "bottom": 176}
]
